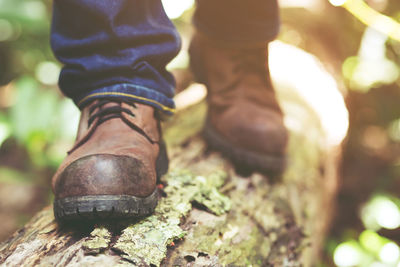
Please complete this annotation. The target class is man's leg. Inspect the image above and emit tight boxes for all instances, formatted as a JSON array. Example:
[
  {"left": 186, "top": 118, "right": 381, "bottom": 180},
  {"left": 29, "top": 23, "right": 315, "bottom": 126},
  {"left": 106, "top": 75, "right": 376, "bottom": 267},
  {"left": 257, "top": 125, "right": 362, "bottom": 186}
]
[
  {"left": 194, "top": 0, "right": 280, "bottom": 45},
  {"left": 51, "top": 0, "right": 180, "bottom": 221},
  {"left": 51, "top": 0, "right": 180, "bottom": 114},
  {"left": 190, "top": 0, "right": 288, "bottom": 175}
]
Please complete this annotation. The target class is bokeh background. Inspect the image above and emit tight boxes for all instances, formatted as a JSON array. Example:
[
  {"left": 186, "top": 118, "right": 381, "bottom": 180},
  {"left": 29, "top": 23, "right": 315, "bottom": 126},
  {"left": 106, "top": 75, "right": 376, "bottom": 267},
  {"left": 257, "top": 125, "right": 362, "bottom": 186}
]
[{"left": 0, "top": 0, "right": 400, "bottom": 266}]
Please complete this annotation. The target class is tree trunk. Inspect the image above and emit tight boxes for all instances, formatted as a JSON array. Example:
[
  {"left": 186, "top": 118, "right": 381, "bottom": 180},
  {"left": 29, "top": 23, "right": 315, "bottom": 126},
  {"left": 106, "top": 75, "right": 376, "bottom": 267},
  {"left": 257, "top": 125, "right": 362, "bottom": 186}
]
[{"left": 0, "top": 41, "right": 348, "bottom": 267}]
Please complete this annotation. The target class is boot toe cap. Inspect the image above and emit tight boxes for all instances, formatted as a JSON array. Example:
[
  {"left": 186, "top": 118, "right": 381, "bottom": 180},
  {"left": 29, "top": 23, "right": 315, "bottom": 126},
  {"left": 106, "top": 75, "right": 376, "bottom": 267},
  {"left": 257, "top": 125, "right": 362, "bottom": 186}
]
[
  {"left": 212, "top": 107, "right": 288, "bottom": 156},
  {"left": 54, "top": 154, "right": 156, "bottom": 199}
]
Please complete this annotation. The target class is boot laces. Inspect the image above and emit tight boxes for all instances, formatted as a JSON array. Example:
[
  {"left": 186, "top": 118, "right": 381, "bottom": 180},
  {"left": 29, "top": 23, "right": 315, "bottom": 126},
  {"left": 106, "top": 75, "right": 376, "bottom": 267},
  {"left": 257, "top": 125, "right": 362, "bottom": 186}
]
[
  {"left": 68, "top": 99, "right": 157, "bottom": 154},
  {"left": 88, "top": 99, "right": 136, "bottom": 127}
]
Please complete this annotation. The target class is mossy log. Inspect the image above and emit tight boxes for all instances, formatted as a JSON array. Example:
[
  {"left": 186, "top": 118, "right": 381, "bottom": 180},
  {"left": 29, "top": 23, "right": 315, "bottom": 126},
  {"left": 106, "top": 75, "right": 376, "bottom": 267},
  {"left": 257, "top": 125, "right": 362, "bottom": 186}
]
[{"left": 0, "top": 42, "right": 348, "bottom": 267}]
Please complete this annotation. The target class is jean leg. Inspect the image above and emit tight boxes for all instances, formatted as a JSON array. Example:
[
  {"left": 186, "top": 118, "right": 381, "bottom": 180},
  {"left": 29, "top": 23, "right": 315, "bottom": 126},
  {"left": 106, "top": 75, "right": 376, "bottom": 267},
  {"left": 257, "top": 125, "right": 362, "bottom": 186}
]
[
  {"left": 193, "top": 0, "right": 280, "bottom": 45},
  {"left": 51, "top": 0, "right": 181, "bottom": 115}
]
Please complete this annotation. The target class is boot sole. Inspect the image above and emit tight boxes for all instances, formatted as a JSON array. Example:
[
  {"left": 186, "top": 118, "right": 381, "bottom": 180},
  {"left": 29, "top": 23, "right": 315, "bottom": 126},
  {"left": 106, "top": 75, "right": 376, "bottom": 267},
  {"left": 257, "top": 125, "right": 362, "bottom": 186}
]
[
  {"left": 204, "top": 120, "right": 286, "bottom": 176},
  {"left": 53, "top": 141, "right": 169, "bottom": 222},
  {"left": 53, "top": 191, "right": 158, "bottom": 221}
]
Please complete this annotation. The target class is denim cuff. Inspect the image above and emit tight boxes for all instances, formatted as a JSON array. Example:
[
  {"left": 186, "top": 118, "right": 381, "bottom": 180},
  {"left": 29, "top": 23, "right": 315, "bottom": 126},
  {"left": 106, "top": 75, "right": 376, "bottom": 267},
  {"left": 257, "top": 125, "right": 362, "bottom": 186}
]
[{"left": 75, "top": 83, "right": 176, "bottom": 115}]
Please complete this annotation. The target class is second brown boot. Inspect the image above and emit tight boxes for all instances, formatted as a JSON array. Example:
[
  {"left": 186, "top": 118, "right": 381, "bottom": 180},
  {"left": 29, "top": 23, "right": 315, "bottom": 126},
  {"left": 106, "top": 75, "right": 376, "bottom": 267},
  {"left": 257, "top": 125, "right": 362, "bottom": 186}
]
[
  {"left": 52, "top": 99, "right": 168, "bottom": 221},
  {"left": 190, "top": 34, "right": 288, "bottom": 176}
]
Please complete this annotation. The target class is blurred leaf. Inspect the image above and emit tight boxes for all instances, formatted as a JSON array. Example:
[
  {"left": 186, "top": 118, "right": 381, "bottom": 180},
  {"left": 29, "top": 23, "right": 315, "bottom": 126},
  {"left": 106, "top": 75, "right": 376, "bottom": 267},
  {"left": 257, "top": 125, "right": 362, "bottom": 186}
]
[
  {"left": 0, "top": 0, "right": 49, "bottom": 31},
  {"left": 7, "top": 75, "right": 78, "bottom": 168},
  {"left": 359, "top": 230, "right": 388, "bottom": 256},
  {"left": 10, "top": 76, "right": 58, "bottom": 143},
  {"left": 0, "top": 167, "right": 31, "bottom": 184}
]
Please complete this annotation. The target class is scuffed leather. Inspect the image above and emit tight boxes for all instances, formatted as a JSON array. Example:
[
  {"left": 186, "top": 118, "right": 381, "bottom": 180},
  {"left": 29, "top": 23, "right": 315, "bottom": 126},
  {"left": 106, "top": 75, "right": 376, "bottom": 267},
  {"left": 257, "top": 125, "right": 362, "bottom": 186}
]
[{"left": 52, "top": 102, "right": 160, "bottom": 199}]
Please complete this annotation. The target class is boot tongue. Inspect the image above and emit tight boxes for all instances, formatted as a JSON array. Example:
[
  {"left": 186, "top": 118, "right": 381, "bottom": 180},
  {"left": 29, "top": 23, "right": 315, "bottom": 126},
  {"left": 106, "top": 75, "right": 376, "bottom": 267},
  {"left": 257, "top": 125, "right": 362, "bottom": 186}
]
[
  {"left": 92, "top": 100, "right": 160, "bottom": 144},
  {"left": 101, "top": 101, "right": 120, "bottom": 109},
  {"left": 69, "top": 100, "right": 159, "bottom": 155},
  {"left": 87, "top": 100, "right": 129, "bottom": 127}
]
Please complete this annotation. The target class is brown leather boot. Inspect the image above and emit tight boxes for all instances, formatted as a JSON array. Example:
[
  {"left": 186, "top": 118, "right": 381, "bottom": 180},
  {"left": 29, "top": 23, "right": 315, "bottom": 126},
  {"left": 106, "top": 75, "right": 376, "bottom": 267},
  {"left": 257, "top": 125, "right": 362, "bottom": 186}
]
[
  {"left": 52, "top": 99, "right": 168, "bottom": 221},
  {"left": 189, "top": 33, "right": 288, "bottom": 175}
]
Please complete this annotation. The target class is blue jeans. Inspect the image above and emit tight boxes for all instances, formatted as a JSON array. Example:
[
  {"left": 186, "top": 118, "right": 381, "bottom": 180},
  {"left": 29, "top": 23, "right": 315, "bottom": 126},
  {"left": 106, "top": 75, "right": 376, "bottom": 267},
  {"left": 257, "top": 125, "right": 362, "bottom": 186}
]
[{"left": 51, "top": 0, "right": 279, "bottom": 115}]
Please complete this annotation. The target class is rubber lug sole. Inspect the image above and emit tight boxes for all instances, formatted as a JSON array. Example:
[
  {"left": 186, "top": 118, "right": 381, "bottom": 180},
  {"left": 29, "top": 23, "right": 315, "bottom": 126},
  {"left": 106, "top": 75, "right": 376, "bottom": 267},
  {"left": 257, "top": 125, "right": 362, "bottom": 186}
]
[
  {"left": 53, "top": 140, "right": 168, "bottom": 222},
  {"left": 204, "top": 120, "right": 286, "bottom": 177},
  {"left": 53, "top": 190, "right": 158, "bottom": 221}
]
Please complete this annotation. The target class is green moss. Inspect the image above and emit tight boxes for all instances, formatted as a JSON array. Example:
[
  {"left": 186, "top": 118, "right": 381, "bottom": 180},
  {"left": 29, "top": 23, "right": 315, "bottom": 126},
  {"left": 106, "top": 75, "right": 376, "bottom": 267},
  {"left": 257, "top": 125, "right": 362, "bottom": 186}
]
[
  {"left": 184, "top": 212, "right": 273, "bottom": 266},
  {"left": 171, "top": 177, "right": 276, "bottom": 265},
  {"left": 114, "top": 221, "right": 185, "bottom": 266},
  {"left": 82, "top": 227, "right": 112, "bottom": 254},
  {"left": 112, "top": 170, "right": 231, "bottom": 267}
]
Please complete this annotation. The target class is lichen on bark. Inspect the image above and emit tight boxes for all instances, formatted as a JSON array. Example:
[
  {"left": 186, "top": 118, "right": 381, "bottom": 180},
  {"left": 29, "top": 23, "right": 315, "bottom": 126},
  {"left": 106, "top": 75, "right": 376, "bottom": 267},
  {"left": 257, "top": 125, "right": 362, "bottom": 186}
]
[
  {"left": 110, "top": 170, "right": 231, "bottom": 266},
  {"left": 82, "top": 226, "right": 112, "bottom": 254}
]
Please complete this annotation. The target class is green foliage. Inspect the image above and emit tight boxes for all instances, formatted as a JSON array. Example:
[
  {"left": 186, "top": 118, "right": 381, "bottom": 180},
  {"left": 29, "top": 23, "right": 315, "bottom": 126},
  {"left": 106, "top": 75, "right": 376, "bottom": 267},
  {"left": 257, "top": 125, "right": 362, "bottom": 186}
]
[
  {"left": 0, "top": 0, "right": 78, "bottom": 172},
  {"left": 331, "top": 2, "right": 400, "bottom": 266},
  {"left": 0, "top": 0, "right": 52, "bottom": 83},
  {"left": 332, "top": 194, "right": 400, "bottom": 267},
  {"left": 8, "top": 76, "right": 79, "bottom": 168}
]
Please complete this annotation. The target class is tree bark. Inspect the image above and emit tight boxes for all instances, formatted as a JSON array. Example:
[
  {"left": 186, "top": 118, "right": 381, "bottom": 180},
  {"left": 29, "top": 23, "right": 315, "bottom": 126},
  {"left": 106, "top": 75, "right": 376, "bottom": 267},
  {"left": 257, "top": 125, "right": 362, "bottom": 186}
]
[{"left": 0, "top": 42, "right": 348, "bottom": 267}]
